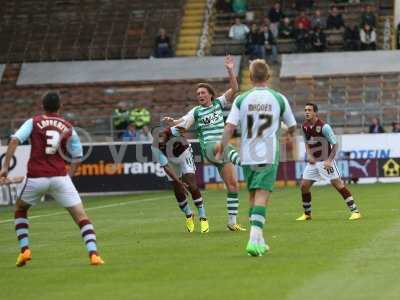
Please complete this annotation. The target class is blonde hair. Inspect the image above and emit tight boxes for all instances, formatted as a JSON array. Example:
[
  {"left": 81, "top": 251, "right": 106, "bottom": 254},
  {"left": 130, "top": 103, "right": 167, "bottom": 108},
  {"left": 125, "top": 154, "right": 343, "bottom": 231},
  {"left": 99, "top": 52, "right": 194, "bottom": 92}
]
[{"left": 249, "top": 59, "right": 270, "bottom": 83}]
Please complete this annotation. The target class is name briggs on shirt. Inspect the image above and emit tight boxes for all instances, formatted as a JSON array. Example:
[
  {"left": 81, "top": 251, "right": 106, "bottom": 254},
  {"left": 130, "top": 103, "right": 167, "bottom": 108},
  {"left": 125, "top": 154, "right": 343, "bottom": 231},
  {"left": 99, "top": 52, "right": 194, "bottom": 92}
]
[{"left": 248, "top": 104, "right": 272, "bottom": 112}]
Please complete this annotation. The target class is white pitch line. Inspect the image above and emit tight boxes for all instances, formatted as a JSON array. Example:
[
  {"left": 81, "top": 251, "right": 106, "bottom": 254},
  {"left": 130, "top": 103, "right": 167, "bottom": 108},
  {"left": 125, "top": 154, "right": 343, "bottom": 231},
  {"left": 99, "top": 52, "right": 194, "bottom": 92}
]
[{"left": 0, "top": 196, "right": 166, "bottom": 225}]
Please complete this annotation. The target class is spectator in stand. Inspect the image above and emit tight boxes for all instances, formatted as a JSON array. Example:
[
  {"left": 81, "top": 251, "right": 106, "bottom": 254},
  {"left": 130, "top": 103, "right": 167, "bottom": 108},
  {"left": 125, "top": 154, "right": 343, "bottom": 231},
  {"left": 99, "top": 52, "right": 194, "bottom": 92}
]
[
  {"left": 279, "top": 17, "right": 294, "bottom": 38},
  {"left": 129, "top": 105, "right": 151, "bottom": 130},
  {"left": 392, "top": 122, "right": 400, "bottom": 133},
  {"left": 232, "top": 0, "right": 247, "bottom": 14},
  {"left": 112, "top": 102, "right": 130, "bottom": 138},
  {"left": 229, "top": 17, "right": 250, "bottom": 41},
  {"left": 344, "top": 23, "right": 360, "bottom": 51},
  {"left": 360, "top": 4, "right": 376, "bottom": 28},
  {"left": 246, "top": 23, "right": 264, "bottom": 59},
  {"left": 294, "top": 0, "right": 314, "bottom": 11},
  {"left": 369, "top": 117, "right": 385, "bottom": 133},
  {"left": 154, "top": 28, "right": 173, "bottom": 58},
  {"left": 326, "top": 6, "right": 344, "bottom": 30},
  {"left": 397, "top": 22, "right": 400, "bottom": 49},
  {"left": 216, "top": 0, "right": 232, "bottom": 12},
  {"left": 360, "top": 24, "right": 376, "bottom": 50},
  {"left": 261, "top": 17, "right": 271, "bottom": 28},
  {"left": 295, "top": 22, "right": 310, "bottom": 52},
  {"left": 311, "top": 26, "right": 326, "bottom": 52},
  {"left": 261, "top": 24, "right": 278, "bottom": 63},
  {"left": 295, "top": 10, "right": 311, "bottom": 30},
  {"left": 268, "top": 2, "right": 285, "bottom": 38},
  {"left": 122, "top": 123, "right": 138, "bottom": 141},
  {"left": 140, "top": 126, "right": 152, "bottom": 141},
  {"left": 311, "top": 9, "right": 327, "bottom": 29},
  {"left": 122, "top": 123, "right": 152, "bottom": 142}
]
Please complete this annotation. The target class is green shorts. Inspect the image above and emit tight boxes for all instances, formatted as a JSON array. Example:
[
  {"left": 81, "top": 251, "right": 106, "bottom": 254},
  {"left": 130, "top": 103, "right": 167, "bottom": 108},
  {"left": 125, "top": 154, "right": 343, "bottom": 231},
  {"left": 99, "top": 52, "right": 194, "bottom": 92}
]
[
  {"left": 201, "top": 142, "right": 237, "bottom": 172},
  {"left": 242, "top": 164, "right": 278, "bottom": 192}
]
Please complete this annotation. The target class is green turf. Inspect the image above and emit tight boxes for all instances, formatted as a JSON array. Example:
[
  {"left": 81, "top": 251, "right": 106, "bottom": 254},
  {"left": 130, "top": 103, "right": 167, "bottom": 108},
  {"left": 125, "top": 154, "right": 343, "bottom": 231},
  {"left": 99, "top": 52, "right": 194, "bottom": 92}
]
[{"left": 1, "top": 183, "right": 399, "bottom": 300}]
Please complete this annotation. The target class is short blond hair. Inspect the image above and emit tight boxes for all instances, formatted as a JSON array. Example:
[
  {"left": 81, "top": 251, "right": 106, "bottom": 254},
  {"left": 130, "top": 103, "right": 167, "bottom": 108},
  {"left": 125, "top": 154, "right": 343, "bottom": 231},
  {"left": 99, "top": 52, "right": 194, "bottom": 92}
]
[{"left": 249, "top": 59, "right": 270, "bottom": 83}]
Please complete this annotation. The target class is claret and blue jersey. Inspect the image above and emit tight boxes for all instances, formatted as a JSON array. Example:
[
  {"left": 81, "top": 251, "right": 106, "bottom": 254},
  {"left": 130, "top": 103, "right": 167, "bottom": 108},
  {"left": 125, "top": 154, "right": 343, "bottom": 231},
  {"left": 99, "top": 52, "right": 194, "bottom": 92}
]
[{"left": 12, "top": 114, "right": 82, "bottom": 177}]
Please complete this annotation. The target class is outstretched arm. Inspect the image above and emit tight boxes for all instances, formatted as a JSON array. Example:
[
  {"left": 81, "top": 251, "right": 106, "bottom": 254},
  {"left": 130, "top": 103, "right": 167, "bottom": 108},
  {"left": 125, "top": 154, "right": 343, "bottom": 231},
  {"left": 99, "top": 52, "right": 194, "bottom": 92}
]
[
  {"left": 162, "top": 117, "right": 184, "bottom": 127},
  {"left": 162, "top": 107, "right": 196, "bottom": 130},
  {"left": 0, "top": 138, "right": 19, "bottom": 178},
  {"left": 0, "top": 118, "right": 33, "bottom": 179},
  {"left": 223, "top": 55, "right": 239, "bottom": 103}
]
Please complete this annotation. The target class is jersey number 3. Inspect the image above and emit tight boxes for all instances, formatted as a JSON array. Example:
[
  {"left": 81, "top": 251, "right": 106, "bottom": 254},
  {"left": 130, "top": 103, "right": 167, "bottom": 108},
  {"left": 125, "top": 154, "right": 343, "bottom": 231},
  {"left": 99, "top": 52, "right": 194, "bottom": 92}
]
[
  {"left": 247, "top": 114, "right": 273, "bottom": 138},
  {"left": 45, "top": 130, "right": 61, "bottom": 155}
]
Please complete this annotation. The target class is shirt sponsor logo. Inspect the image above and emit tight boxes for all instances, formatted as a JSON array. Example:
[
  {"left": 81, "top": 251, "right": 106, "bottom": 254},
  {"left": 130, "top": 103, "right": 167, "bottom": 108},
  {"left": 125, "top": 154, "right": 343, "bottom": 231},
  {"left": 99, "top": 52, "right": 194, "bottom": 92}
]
[{"left": 200, "top": 111, "right": 222, "bottom": 126}]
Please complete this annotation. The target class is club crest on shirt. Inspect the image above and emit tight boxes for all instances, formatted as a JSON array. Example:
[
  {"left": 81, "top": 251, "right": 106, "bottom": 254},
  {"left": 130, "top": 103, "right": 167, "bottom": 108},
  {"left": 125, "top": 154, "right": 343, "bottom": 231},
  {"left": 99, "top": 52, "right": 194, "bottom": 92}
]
[{"left": 316, "top": 126, "right": 321, "bottom": 133}]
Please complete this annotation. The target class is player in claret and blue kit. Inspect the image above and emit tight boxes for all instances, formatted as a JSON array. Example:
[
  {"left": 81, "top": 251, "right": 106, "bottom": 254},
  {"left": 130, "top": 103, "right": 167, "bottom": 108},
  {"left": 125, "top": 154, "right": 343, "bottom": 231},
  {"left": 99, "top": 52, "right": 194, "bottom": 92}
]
[
  {"left": 152, "top": 126, "right": 209, "bottom": 233},
  {"left": 0, "top": 92, "right": 104, "bottom": 266},
  {"left": 296, "top": 103, "right": 361, "bottom": 221}
]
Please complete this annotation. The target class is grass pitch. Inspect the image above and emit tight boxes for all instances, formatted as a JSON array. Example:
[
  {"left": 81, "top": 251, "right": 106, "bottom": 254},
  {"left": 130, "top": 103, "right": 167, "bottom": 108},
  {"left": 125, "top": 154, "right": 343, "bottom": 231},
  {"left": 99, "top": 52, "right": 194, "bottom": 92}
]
[{"left": 1, "top": 183, "right": 399, "bottom": 300}]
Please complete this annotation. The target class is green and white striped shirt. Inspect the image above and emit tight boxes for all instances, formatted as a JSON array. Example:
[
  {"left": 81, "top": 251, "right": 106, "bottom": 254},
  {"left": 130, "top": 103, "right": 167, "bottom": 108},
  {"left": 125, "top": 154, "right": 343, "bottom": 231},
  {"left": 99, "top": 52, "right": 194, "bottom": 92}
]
[{"left": 179, "top": 95, "right": 227, "bottom": 149}]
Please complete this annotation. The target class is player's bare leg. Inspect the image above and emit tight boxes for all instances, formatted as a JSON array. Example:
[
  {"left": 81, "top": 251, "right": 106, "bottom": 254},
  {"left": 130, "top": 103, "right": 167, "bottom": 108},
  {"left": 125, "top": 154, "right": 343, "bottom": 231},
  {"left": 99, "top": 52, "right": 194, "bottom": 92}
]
[
  {"left": 14, "top": 199, "right": 32, "bottom": 267},
  {"left": 247, "top": 190, "right": 270, "bottom": 256},
  {"left": 296, "top": 179, "right": 314, "bottom": 221},
  {"left": 66, "top": 203, "right": 104, "bottom": 265},
  {"left": 220, "top": 163, "right": 246, "bottom": 231},
  {"left": 248, "top": 192, "right": 255, "bottom": 221},
  {"left": 330, "top": 179, "right": 361, "bottom": 220},
  {"left": 182, "top": 173, "right": 208, "bottom": 233},
  {"left": 171, "top": 180, "right": 195, "bottom": 232}
]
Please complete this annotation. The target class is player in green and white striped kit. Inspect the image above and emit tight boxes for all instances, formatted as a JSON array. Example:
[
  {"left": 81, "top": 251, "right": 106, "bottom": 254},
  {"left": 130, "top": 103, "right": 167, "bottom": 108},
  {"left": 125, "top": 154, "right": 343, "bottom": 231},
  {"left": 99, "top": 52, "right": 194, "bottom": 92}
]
[
  {"left": 216, "top": 59, "right": 297, "bottom": 256},
  {"left": 163, "top": 56, "right": 245, "bottom": 231}
]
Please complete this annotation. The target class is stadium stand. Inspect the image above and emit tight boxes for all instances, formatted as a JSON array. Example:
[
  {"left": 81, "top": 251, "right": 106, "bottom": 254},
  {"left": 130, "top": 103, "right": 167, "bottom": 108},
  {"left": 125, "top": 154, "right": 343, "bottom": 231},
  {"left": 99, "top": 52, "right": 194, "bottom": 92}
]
[
  {"left": 0, "top": 0, "right": 185, "bottom": 63},
  {"left": 279, "top": 51, "right": 400, "bottom": 132},
  {"left": 210, "top": 0, "right": 392, "bottom": 56},
  {"left": 176, "top": 0, "right": 206, "bottom": 56},
  {"left": 0, "top": 56, "right": 241, "bottom": 140},
  {"left": 0, "top": 64, "right": 5, "bottom": 78}
]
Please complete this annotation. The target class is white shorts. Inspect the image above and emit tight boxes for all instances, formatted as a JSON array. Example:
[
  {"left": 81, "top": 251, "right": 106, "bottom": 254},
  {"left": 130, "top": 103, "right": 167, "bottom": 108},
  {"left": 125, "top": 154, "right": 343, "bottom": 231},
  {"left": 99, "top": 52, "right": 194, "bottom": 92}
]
[
  {"left": 302, "top": 161, "right": 341, "bottom": 182},
  {"left": 166, "top": 147, "right": 196, "bottom": 181},
  {"left": 18, "top": 176, "right": 82, "bottom": 208}
]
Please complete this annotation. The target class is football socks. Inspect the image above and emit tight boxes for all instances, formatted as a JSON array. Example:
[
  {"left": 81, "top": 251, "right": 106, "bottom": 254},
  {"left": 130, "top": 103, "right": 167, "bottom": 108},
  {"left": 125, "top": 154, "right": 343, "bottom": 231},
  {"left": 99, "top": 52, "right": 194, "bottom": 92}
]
[
  {"left": 15, "top": 210, "right": 30, "bottom": 253},
  {"left": 227, "top": 192, "right": 239, "bottom": 225},
  {"left": 79, "top": 219, "right": 99, "bottom": 256}
]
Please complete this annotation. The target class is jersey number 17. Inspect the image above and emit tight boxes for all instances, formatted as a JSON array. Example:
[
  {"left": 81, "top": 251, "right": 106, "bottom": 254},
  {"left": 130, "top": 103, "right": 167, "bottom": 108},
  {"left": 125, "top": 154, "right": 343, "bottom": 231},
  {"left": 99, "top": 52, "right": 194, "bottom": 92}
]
[{"left": 247, "top": 114, "right": 273, "bottom": 138}]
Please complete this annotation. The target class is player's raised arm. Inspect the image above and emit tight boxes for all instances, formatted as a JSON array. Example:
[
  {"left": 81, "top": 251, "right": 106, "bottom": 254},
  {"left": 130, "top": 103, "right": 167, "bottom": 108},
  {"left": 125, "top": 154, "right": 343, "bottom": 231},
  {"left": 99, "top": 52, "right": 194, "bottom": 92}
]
[
  {"left": 0, "top": 118, "right": 33, "bottom": 178},
  {"left": 223, "top": 55, "right": 239, "bottom": 103},
  {"left": 281, "top": 94, "right": 297, "bottom": 133}
]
